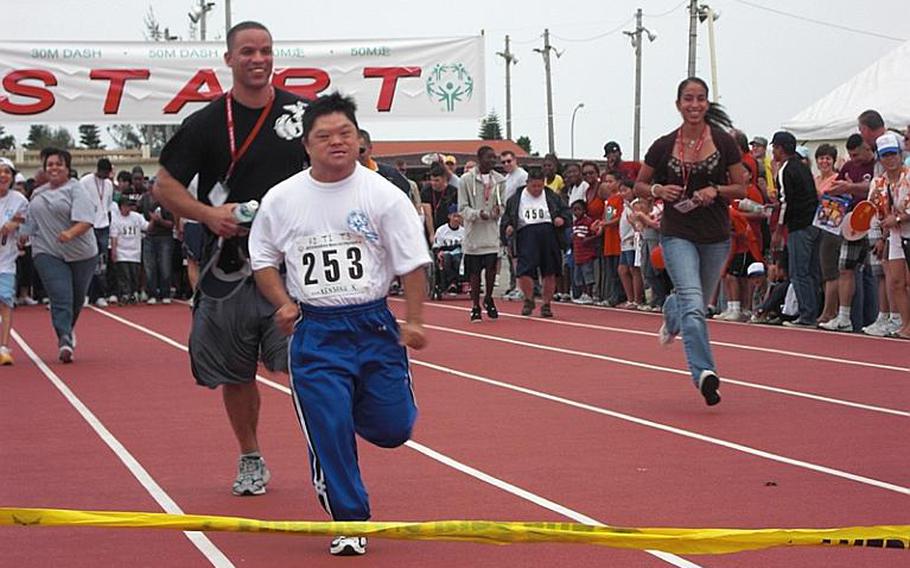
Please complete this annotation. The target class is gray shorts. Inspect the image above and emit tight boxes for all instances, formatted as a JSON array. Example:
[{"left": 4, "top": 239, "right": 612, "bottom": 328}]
[{"left": 189, "top": 277, "right": 288, "bottom": 388}]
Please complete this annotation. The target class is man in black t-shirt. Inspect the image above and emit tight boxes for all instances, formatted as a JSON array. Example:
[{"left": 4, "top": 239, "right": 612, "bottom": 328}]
[
  {"left": 154, "top": 21, "right": 306, "bottom": 498},
  {"left": 771, "top": 130, "right": 820, "bottom": 328}
]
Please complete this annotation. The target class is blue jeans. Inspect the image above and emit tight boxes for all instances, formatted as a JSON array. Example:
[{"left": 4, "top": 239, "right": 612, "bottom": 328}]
[
  {"left": 661, "top": 236, "right": 731, "bottom": 385},
  {"left": 142, "top": 235, "right": 174, "bottom": 300},
  {"left": 787, "top": 226, "right": 820, "bottom": 324},
  {"left": 89, "top": 226, "right": 109, "bottom": 302},
  {"left": 32, "top": 254, "right": 95, "bottom": 347}
]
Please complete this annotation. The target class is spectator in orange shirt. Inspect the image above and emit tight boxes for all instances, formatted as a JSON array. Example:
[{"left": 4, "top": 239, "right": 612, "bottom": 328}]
[{"left": 598, "top": 171, "right": 625, "bottom": 306}]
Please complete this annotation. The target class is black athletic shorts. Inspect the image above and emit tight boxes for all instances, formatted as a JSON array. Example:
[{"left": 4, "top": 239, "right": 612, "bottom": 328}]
[
  {"left": 463, "top": 252, "right": 498, "bottom": 276},
  {"left": 516, "top": 223, "right": 563, "bottom": 278}
]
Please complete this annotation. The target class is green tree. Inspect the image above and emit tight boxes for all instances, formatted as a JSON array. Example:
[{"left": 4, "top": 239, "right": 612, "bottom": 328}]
[
  {"left": 478, "top": 110, "right": 503, "bottom": 140},
  {"left": 26, "top": 125, "right": 74, "bottom": 149},
  {"left": 516, "top": 135, "right": 532, "bottom": 154},
  {"left": 0, "top": 126, "right": 15, "bottom": 150},
  {"left": 79, "top": 124, "right": 105, "bottom": 149},
  {"left": 106, "top": 124, "right": 143, "bottom": 149}
]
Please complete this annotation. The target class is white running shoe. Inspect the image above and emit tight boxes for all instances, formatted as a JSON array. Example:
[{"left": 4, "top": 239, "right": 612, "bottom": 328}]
[
  {"left": 162, "top": 297, "right": 172, "bottom": 305},
  {"left": 95, "top": 298, "right": 108, "bottom": 308},
  {"left": 330, "top": 536, "right": 367, "bottom": 556},
  {"left": 819, "top": 316, "right": 853, "bottom": 332},
  {"left": 863, "top": 318, "right": 891, "bottom": 337},
  {"left": 107, "top": 295, "right": 119, "bottom": 304},
  {"left": 58, "top": 345, "right": 74, "bottom": 364},
  {"left": 716, "top": 309, "right": 744, "bottom": 321},
  {"left": 657, "top": 322, "right": 675, "bottom": 346},
  {"left": 232, "top": 456, "right": 271, "bottom": 496},
  {"left": 146, "top": 297, "right": 158, "bottom": 305}
]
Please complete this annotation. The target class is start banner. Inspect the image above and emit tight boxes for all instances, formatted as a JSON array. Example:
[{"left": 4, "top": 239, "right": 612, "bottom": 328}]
[{"left": 0, "top": 36, "right": 484, "bottom": 123}]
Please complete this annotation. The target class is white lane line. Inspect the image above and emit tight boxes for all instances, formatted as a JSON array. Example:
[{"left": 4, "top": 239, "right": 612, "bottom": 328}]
[
  {"left": 405, "top": 441, "right": 700, "bottom": 568},
  {"left": 409, "top": 359, "right": 910, "bottom": 497},
  {"left": 10, "top": 329, "right": 234, "bottom": 568},
  {"left": 398, "top": 299, "right": 910, "bottom": 374},
  {"left": 410, "top": 320, "right": 909, "bottom": 418},
  {"left": 89, "top": 308, "right": 698, "bottom": 567}
]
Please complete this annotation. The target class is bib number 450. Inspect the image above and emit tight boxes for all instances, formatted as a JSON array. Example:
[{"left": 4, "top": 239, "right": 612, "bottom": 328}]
[{"left": 301, "top": 247, "right": 364, "bottom": 285}]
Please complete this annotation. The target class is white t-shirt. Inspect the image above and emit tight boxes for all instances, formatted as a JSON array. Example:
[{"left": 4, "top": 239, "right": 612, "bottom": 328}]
[
  {"left": 567, "top": 180, "right": 590, "bottom": 208},
  {"left": 110, "top": 210, "right": 149, "bottom": 263},
  {"left": 619, "top": 202, "right": 636, "bottom": 252},
  {"left": 0, "top": 190, "right": 28, "bottom": 273},
  {"left": 503, "top": 167, "right": 528, "bottom": 203},
  {"left": 518, "top": 189, "right": 551, "bottom": 228},
  {"left": 80, "top": 173, "right": 114, "bottom": 229},
  {"left": 250, "top": 163, "right": 431, "bottom": 307},
  {"left": 433, "top": 224, "right": 465, "bottom": 248}
]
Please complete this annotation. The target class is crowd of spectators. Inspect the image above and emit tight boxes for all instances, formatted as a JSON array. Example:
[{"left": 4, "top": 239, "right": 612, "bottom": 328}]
[
  {"left": 3, "top": 106, "right": 909, "bottom": 368},
  {"left": 10, "top": 153, "right": 195, "bottom": 317},
  {"left": 412, "top": 109, "right": 909, "bottom": 339}
]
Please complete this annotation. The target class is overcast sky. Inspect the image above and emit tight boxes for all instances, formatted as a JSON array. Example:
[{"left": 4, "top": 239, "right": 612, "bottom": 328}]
[{"left": 4, "top": 0, "right": 908, "bottom": 160}]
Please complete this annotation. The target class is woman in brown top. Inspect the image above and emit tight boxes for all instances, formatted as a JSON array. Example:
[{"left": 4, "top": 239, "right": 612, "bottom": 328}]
[{"left": 634, "top": 77, "right": 745, "bottom": 406}]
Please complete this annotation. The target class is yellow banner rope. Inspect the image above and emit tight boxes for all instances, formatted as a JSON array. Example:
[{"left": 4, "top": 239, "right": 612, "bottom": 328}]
[{"left": 2, "top": 508, "right": 907, "bottom": 554}]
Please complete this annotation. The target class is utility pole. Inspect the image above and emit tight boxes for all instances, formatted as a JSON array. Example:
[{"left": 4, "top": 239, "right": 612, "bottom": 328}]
[
  {"left": 496, "top": 35, "right": 518, "bottom": 140},
  {"left": 534, "top": 29, "right": 561, "bottom": 155},
  {"left": 188, "top": 0, "right": 215, "bottom": 41},
  {"left": 687, "top": 0, "right": 698, "bottom": 77},
  {"left": 624, "top": 8, "right": 656, "bottom": 162}
]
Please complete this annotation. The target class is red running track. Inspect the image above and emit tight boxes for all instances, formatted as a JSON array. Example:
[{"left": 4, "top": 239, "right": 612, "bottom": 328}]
[{"left": 1, "top": 299, "right": 906, "bottom": 567}]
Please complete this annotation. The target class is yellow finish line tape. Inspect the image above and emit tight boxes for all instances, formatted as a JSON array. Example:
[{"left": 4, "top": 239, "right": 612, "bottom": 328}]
[{"left": 1, "top": 508, "right": 907, "bottom": 555}]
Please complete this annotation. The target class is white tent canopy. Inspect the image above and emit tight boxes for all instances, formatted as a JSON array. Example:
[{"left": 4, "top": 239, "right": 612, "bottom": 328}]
[{"left": 782, "top": 39, "right": 910, "bottom": 141}]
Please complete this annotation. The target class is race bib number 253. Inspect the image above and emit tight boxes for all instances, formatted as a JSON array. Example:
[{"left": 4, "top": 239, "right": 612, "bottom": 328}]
[{"left": 291, "top": 232, "right": 370, "bottom": 300}]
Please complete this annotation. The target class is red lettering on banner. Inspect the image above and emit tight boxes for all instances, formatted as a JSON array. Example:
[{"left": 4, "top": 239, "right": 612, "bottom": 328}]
[
  {"left": 273, "top": 68, "right": 330, "bottom": 101},
  {"left": 0, "top": 70, "right": 57, "bottom": 115},
  {"left": 363, "top": 67, "right": 421, "bottom": 112},
  {"left": 163, "top": 69, "right": 224, "bottom": 114},
  {"left": 90, "top": 69, "right": 151, "bottom": 114}
]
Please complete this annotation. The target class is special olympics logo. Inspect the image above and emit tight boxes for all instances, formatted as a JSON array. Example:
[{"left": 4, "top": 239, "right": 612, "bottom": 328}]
[{"left": 426, "top": 63, "right": 474, "bottom": 112}]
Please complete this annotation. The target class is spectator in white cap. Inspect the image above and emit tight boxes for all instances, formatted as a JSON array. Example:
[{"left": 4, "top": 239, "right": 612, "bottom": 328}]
[
  {"left": 870, "top": 132, "right": 910, "bottom": 339},
  {"left": 0, "top": 157, "right": 28, "bottom": 365}
]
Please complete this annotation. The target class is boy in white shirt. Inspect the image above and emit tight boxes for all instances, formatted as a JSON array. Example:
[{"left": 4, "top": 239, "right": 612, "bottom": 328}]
[
  {"left": 0, "top": 158, "right": 28, "bottom": 365},
  {"left": 249, "top": 93, "right": 429, "bottom": 557},
  {"left": 110, "top": 198, "right": 149, "bottom": 304}
]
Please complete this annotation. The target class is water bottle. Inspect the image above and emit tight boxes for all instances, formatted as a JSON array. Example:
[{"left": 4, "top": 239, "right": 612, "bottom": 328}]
[{"left": 233, "top": 200, "right": 259, "bottom": 224}]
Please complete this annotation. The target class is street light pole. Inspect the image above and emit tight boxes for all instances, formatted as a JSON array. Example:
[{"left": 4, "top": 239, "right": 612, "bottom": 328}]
[
  {"left": 687, "top": 0, "right": 698, "bottom": 77},
  {"left": 570, "top": 102, "right": 584, "bottom": 159},
  {"left": 704, "top": 6, "right": 719, "bottom": 102},
  {"left": 225, "top": 0, "right": 232, "bottom": 37},
  {"left": 624, "top": 9, "right": 656, "bottom": 162}
]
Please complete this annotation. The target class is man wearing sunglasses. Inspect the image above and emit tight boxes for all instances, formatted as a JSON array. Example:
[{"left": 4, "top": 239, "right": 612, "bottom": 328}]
[{"left": 501, "top": 151, "right": 527, "bottom": 300}]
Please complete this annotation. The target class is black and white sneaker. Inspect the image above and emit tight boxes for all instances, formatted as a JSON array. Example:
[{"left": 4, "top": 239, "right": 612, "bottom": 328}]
[
  {"left": 470, "top": 306, "right": 482, "bottom": 323},
  {"left": 330, "top": 536, "right": 367, "bottom": 556},
  {"left": 484, "top": 299, "right": 499, "bottom": 320},
  {"left": 698, "top": 370, "right": 721, "bottom": 406}
]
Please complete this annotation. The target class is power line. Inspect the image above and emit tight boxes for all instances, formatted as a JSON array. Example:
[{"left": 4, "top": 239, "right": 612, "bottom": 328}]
[
  {"left": 551, "top": 17, "right": 634, "bottom": 43},
  {"left": 731, "top": 0, "right": 907, "bottom": 42},
  {"left": 644, "top": 0, "right": 688, "bottom": 18}
]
